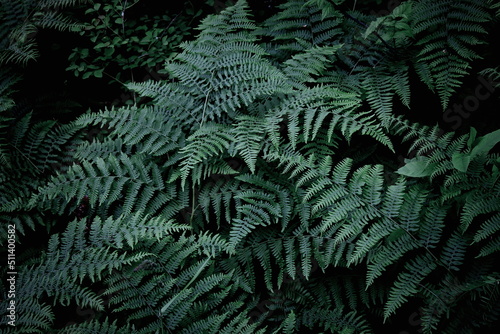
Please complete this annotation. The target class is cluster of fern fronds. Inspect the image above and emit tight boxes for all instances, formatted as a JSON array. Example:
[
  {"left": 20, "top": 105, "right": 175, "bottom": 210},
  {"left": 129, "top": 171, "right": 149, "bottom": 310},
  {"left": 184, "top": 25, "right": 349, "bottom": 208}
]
[{"left": 1, "top": 0, "right": 499, "bottom": 333}]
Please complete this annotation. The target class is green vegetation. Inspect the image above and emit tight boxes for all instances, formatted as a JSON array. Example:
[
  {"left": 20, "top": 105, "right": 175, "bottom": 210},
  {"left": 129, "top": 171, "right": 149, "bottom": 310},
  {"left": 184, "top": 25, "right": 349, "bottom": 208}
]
[{"left": 1, "top": 0, "right": 499, "bottom": 333}]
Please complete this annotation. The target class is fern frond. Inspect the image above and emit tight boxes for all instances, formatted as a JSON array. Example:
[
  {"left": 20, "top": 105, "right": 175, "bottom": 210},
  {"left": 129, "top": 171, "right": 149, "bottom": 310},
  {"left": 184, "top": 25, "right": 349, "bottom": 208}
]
[
  {"left": 38, "top": 0, "right": 91, "bottom": 9},
  {"left": 0, "top": 297, "right": 54, "bottom": 332},
  {"left": 74, "top": 138, "right": 131, "bottom": 161},
  {"left": 281, "top": 45, "right": 342, "bottom": 87},
  {"left": 89, "top": 212, "right": 189, "bottom": 250},
  {"left": 77, "top": 105, "right": 184, "bottom": 157},
  {"left": 129, "top": 0, "right": 291, "bottom": 127},
  {"left": 0, "top": 0, "right": 89, "bottom": 65},
  {"left": 31, "top": 153, "right": 174, "bottom": 216},
  {"left": 0, "top": 217, "right": 151, "bottom": 331},
  {"left": 384, "top": 253, "right": 438, "bottom": 320},
  {"left": 412, "top": 0, "right": 491, "bottom": 109},
  {"left": 198, "top": 177, "right": 241, "bottom": 229},
  {"left": 473, "top": 212, "right": 500, "bottom": 244},
  {"left": 59, "top": 318, "right": 134, "bottom": 334},
  {"left": 299, "top": 306, "right": 372, "bottom": 333},
  {"left": 179, "top": 123, "right": 234, "bottom": 188},
  {"left": 439, "top": 231, "right": 468, "bottom": 271},
  {"left": 362, "top": 68, "right": 396, "bottom": 127},
  {"left": 103, "top": 233, "right": 252, "bottom": 333},
  {"left": 232, "top": 115, "right": 267, "bottom": 173},
  {"left": 32, "top": 10, "right": 86, "bottom": 31},
  {"left": 257, "top": 0, "right": 343, "bottom": 59}
]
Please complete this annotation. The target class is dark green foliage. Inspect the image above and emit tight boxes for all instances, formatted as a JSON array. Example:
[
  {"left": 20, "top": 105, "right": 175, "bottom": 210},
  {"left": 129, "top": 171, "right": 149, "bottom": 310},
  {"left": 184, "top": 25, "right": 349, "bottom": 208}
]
[
  {"left": 412, "top": 0, "right": 492, "bottom": 109},
  {"left": 65, "top": 0, "right": 210, "bottom": 85},
  {"left": 0, "top": 112, "right": 84, "bottom": 237},
  {"left": 0, "top": 68, "right": 18, "bottom": 165},
  {"left": 0, "top": 0, "right": 89, "bottom": 65},
  {"left": 1, "top": 0, "right": 499, "bottom": 333}
]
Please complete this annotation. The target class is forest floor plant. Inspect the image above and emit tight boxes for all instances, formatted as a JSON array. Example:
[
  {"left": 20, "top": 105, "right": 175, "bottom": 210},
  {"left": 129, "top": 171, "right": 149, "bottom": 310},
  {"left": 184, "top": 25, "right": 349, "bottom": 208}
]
[{"left": 1, "top": 0, "right": 499, "bottom": 333}]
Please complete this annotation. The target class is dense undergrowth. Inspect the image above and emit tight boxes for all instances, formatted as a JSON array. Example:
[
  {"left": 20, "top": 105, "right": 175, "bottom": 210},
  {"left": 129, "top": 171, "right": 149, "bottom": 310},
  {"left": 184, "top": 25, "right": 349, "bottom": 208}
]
[{"left": 1, "top": 0, "right": 499, "bottom": 333}]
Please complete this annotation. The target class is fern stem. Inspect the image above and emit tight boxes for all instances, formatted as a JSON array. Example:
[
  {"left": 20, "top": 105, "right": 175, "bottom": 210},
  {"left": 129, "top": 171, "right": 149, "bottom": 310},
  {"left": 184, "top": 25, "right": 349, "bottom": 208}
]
[
  {"left": 160, "top": 256, "right": 212, "bottom": 314},
  {"left": 8, "top": 143, "right": 41, "bottom": 173},
  {"left": 200, "top": 88, "right": 212, "bottom": 127},
  {"left": 190, "top": 183, "right": 196, "bottom": 228}
]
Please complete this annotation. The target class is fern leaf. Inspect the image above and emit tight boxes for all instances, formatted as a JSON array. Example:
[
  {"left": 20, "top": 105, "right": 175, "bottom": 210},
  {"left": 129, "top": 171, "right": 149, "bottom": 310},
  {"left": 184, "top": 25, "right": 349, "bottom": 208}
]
[
  {"left": 77, "top": 105, "right": 184, "bottom": 157},
  {"left": 439, "top": 231, "right": 468, "bottom": 271},
  {"left": 384, "top": 253, "right": 437, "bottom": 320},
  {"left": 232, "top": 115, "right": 266, "bottom": 173},
  {"left": 413, "top": 0, "right": 491, "bottom": 109},
  {"left": 179, "top": 123, "right": 234, "bottom": 188},
  {"left": 31, "top": 153, "right": 172, "bottom": 216}
]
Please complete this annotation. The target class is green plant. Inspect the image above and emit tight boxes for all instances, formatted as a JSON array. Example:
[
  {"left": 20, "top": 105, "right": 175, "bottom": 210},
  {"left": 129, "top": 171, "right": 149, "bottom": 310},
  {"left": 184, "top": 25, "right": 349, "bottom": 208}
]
[
  {"left": 1, "top": 0, "right": 499, "bottom": 333},
  {"left": 0, "top": 0, "right": 89, "bottom": 65},
  {"left": 0, "top": 0, "right": 88, "bottom": 165},
  {"left": 0, "top": 68, "right": 18, "bottom": 165},
  {"left": 66, "top": 0, "right": 214, "bottom": 99}
]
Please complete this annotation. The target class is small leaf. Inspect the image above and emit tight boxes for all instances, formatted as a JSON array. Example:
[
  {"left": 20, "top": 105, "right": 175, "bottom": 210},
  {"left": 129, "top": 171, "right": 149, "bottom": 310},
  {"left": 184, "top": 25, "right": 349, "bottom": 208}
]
[
  {"left": 104, "top": 47, "right": 114, "bottom": 57},
  {"left": 94, "top": 69, "right": 104, "bottom": 78}
]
